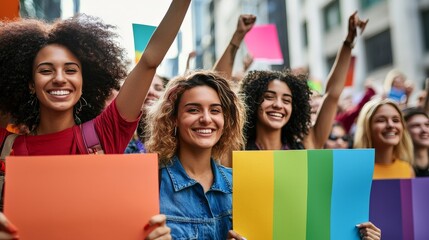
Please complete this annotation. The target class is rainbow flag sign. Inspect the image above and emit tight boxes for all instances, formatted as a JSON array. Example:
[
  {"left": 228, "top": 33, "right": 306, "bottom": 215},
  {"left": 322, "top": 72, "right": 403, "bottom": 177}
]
[
  {"left": 369, "top": 178, "right": 429, "bottom": 240},
  {"left": 132, "top": 23, "right": 156, "bottom": 63},
  {"left": 233, "top": 149, "right": 374, "bottom": 240}
]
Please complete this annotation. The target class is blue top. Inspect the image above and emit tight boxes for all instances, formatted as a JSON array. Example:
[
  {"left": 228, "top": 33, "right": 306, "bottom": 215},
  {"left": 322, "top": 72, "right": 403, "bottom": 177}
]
[
  {"left": 124, "top": 138, "right": 146, "bottom": 153},
  {"left": 159, "top": 155, "right": 232, "bottom": 240}
]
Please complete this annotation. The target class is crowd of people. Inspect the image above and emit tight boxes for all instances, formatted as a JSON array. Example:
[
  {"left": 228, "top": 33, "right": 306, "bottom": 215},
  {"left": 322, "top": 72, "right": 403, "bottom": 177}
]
[{"left": 3, "top": 2, "right": 428, "bottom": 239}]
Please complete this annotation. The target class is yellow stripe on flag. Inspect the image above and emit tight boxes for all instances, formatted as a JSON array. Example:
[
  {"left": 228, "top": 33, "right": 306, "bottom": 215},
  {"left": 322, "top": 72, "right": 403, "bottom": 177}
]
[{"left": 233, "top": 151, "right": 274, "bottom": 239}]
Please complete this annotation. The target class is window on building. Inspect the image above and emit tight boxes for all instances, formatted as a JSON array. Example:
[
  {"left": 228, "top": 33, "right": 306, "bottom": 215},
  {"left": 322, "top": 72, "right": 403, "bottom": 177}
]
[
  {"left": 20, "top": 0, "right": 80, "bottom": 21},
  {"left": 365, "top": 29, "right": 393, "bottom": 72},
  {"left": 421, "top": 8, "right": 429, "bottom": 52},
  {"left": 360, "top": 0, "right": 384, "bottom": 10},
  {"left": 302, "top": 21, "right": 308, "bottom": 48},
  {"left": 323, "top": 0, "right": 341, "bottom": 32},
  {"left": 421, "top": 69, "right": 429, "bottom": 89}
]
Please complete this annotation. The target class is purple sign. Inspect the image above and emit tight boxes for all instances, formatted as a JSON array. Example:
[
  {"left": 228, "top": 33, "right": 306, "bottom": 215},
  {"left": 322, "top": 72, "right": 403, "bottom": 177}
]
[{"left": 369, "top": 178, "right": 429, "bottom": 240}]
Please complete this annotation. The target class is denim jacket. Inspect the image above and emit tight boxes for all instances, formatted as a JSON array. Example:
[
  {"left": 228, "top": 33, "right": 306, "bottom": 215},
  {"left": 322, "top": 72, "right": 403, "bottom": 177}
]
[{"left": 160, "top": 155, "right": 232, "bottom": 240}]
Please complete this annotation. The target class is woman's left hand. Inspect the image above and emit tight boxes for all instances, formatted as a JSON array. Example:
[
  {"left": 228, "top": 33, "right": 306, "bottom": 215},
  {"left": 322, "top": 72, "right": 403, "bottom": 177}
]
[
  {"left": 0, "top": 213, "right": 18, "bottom": 240},
  {"left": 144, "top": 214, "right": 171, "bottom": 240},
  {"left": 357, "top": 222, "right": 381, "bottom": 240}
]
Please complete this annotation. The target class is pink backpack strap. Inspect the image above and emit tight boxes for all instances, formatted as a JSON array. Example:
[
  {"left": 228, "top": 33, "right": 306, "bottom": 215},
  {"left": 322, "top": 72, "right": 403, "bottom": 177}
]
[{"left": 81, "top": 120, "right": 104, "bottom": 154}]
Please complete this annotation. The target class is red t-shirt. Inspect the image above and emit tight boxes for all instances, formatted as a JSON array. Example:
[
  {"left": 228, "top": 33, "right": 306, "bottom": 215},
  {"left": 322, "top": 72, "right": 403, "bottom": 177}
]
[{"left": 0, "top": 100, "right": 139, "bottom": 157}]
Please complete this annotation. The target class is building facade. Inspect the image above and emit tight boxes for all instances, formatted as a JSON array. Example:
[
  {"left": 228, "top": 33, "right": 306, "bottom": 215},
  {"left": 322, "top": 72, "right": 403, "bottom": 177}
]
[
  {"left": 196, "top": 0, "right": 429, "bottom": 103},
  {"left": 192, "top": 0, "right": 290, "bottom": 73},
  {"left": 20, "top": 0, "right": 80, "bottom": 21},
  {"left": 287, "top": 0, "right": 429, "bottom": 100}
]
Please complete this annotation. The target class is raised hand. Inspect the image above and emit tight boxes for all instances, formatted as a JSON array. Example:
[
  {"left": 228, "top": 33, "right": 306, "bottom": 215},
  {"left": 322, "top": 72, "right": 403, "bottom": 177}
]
[
  {"left": 213, "top": 14, "right": 257, "bottom": 80},
  {"left": 347, "top": 11, "right": 369, "bottom": 44},
  {"left": 230, "top": 14, "right": 256, "bottom": 48},
  {"left": 236, "top": 14, "right": 256, "bottom": 35}
]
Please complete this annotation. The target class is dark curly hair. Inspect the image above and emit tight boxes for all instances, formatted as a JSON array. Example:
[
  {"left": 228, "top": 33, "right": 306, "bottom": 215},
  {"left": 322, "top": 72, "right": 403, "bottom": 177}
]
[
  {"left": 0, "top": 15, "right": 129, "bottom": 131},
  {"left": 240, "top": 69, "right": 312, "bottom": 149}
]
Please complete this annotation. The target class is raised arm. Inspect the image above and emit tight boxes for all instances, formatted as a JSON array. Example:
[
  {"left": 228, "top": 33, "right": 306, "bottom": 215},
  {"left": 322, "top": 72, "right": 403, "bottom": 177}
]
[
  {"left": 424, "top": 78, "right": 429, "bottom": 113},
  {"left": 213, "top": 14, "right": 256, "bottom": 80},
  {"left": 116, "top": 0, "right": 191, "bottom": 121},
  {"left": 184, "top": 50, "right": 196, "bottom": 74},
  {"left": 335, "top": 81, "right": 376, "bottom": 133},
  {"left": 305, "top": 11, "right": 368, "bottom": 148}
]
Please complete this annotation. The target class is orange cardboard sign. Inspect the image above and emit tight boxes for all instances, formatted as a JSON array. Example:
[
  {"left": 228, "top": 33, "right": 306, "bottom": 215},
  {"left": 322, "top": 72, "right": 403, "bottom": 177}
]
[
  {"left": 0, "top": 0, "right": 20, "bottom": 20},
  {"left": 4, "top": 154, "right": 159, "bottom": 240}
]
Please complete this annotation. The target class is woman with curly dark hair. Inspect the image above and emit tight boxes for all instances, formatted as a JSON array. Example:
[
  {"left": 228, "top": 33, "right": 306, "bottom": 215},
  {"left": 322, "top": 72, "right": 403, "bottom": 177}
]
[
  {"left": 0, "top": 1, "right": 191, "bottom": 238},
  {"left": 233, "top": 13, "right": 381, "bottom": 240},
  {"left": 240, "top": 69, "right": 312, "bottom": 149},
  {"left": 232, "top": 12, "right": 364, "bottom": 157}
]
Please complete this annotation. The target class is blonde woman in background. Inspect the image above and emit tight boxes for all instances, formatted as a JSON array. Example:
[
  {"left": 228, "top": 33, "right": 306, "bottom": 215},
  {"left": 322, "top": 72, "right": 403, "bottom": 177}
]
[{"left": 354, "top": 98, "right": 414, "bottom": 179}]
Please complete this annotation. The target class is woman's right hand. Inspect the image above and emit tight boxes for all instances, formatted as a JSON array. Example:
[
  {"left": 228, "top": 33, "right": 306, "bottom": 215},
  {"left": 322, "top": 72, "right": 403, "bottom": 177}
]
[
  {"left": 0, "top": 213, "right": 18, "bottom": 240},
  {"left": 144, "top": 214, "right": 171, "bottom": 240},
  {"left": 227, "top": 230, "right": 246, "bottom": 240}
]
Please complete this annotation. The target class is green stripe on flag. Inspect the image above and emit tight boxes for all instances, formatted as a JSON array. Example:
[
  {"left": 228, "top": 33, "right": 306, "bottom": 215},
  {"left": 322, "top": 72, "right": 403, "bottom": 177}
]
[
  {"left": 307, "top": 149, "right": 333, "bottom": 240},
  {"left": 274, "top": 150, "right": 308, "bottom": 239}
]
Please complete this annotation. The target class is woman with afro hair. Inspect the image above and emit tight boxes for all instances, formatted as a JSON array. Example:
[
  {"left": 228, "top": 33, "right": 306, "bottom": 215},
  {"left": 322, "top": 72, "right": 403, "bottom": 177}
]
[{"left": 0, "top": 0, "right": 191, "bottom": 238}]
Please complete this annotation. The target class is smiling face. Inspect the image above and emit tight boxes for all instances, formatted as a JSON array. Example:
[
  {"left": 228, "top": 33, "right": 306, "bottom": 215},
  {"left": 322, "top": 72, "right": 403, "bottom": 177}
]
[
  {"left": 392, "top": 76, "right": 405, "bottom": 90},
  {"left": 256, "top": 79, "right": 292, "bottom": 131},
  {"left": 370, "top": 104, "right": 403, "bottom": 149},
  {"left": 32, "top": 44, "right": 82, "bottom": 118},
  {"left": 325, "top": 125, "right": 349, "bottom": 149},
  {"left": 176, "top": 85, "right": 224, "bottom": 152},
  {"left": 406, "top": 114, "right": 429, "bottom": 148},
  {"left": 144, "top": 75, "right": 165, "bottom": 108}
]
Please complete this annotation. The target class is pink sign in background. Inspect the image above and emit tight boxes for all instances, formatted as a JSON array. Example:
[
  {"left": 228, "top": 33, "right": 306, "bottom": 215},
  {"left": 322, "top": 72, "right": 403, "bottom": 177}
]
[{"left": 244, "top": 24, "right": 284, "bottom": 64}]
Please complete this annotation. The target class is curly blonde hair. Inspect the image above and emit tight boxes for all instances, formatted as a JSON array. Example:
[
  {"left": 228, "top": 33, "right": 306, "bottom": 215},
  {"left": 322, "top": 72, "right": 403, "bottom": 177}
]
[
  {"left": 354, "top": 98, "right": 414, "bottom": 164},
  {"left": 145, "top": 70, "right": 246, "bottom": 165}
]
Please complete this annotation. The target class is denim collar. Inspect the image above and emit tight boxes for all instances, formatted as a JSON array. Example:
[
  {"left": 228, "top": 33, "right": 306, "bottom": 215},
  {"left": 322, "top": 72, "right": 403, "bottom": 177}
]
[{"left": 165, "top": 155, "right": 232, "bottom": 194}]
